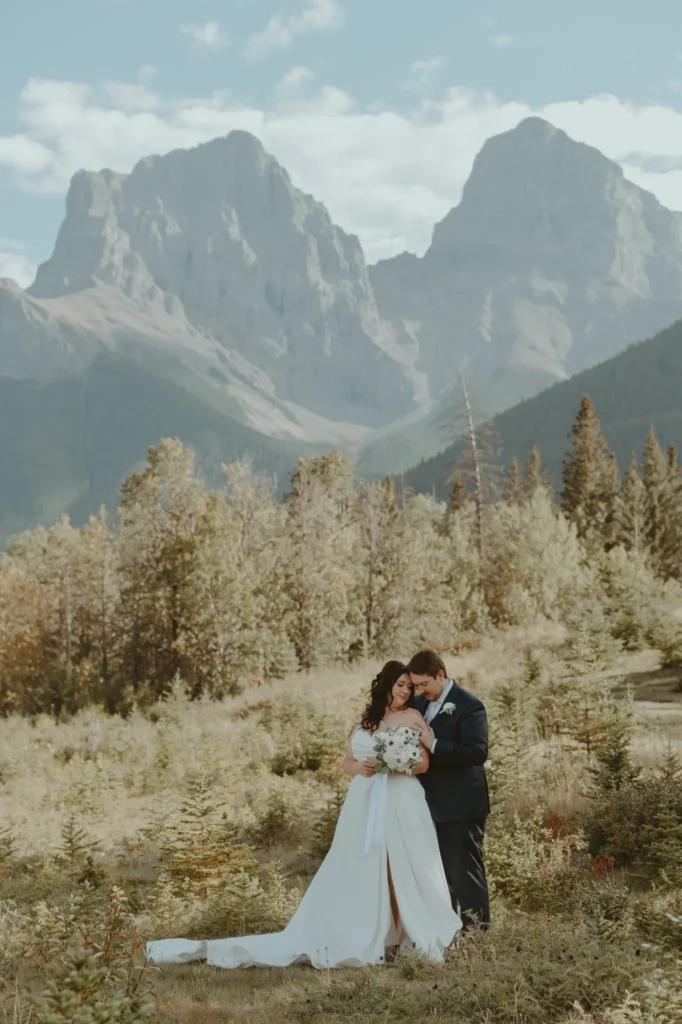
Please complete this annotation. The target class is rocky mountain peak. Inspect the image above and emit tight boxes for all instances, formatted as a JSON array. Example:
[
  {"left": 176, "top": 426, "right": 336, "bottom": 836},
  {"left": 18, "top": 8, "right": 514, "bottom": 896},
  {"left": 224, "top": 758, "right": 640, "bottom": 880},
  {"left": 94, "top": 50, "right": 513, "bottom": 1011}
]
[
  {"left": 428, "top": 117, "right": 634, "bottom": 263},
  {"left": 27, "top": 131, "right": 424, "bottom": 426}
]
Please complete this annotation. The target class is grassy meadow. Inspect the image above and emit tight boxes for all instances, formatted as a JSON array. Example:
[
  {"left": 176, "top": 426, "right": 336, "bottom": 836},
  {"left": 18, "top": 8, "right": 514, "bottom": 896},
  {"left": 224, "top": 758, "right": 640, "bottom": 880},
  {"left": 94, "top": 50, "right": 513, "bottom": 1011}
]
[{"left": 1, "top": 625, "right": 682, "bottom": 1024}]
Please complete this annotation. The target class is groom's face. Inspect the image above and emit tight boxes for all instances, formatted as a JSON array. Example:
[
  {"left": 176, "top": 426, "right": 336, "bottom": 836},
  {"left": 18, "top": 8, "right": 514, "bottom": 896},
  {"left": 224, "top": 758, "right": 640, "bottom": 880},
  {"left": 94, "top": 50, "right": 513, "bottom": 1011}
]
[{"left": 411, "top": 671, "right": 447, "bottom": 702}]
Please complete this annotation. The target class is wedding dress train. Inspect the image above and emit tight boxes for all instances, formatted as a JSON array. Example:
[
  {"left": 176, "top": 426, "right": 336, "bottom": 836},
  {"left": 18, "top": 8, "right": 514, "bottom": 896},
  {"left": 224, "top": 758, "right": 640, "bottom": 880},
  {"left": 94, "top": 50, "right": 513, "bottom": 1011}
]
[{"left": 146, "top": 728, "right": 461, "bottom": 969}]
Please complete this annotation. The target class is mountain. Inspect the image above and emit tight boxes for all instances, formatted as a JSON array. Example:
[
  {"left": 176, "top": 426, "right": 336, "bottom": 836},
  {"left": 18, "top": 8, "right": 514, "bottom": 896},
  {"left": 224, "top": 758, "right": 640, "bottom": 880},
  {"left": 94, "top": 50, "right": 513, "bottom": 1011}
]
[
  {"left": 26, "top": 132, "right": 425, "bottom": 431},
  {"left": 5, "top": 118, "right": 682, "bottom": 538},
  {"left": 0, "top": 131, "right": 427, "bottom": 539},
  {"left": 0, "top": 352, "right": 317, "bottom": 545},
  {"left": 369, "top": 116, "right": 682, "bottom": 426},
  {"left": 403, "top": 316, "right": 682, "bottom": 501}
]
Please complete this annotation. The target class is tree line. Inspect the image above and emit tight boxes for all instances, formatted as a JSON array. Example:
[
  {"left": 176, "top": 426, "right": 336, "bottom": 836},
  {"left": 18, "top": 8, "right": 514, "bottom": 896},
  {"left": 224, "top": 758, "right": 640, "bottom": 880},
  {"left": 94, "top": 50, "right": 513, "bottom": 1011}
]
[{"left": 1, "top": 395, "right": 681, "bottom": 717}]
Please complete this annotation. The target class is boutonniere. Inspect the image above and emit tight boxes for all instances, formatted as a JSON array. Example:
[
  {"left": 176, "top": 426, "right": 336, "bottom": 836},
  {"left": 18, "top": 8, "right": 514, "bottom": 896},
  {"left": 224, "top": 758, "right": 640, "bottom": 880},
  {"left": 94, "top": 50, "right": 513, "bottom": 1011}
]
[{"left": 441, "top": 702, "right": 456, "bottom": 716}]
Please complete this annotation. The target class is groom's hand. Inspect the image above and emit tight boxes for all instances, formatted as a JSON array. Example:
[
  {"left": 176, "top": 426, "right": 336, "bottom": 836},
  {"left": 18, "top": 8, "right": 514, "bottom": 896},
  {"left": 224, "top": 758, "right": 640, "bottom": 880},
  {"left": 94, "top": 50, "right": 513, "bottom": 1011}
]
[{"left": 418, "top": 723, "right": 436, "bottom": 752}]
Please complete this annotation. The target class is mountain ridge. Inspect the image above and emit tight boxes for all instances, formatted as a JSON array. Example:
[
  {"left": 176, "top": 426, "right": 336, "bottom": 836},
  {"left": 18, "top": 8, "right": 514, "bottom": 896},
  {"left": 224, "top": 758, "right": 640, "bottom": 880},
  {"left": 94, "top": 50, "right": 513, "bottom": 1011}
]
[
  {"left": 4, "top": 117, "right": 682, "bottom": 536},
  {"left": 403, "top": 315, "right": 682, "bottom": 501}
]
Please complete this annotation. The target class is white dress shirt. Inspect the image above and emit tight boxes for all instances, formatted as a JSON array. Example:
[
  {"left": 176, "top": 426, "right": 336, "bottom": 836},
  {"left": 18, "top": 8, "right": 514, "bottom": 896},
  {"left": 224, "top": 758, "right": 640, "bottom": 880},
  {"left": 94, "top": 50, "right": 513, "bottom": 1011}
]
[{"left": 424, "top": 679, "right": 454, "bottom": 752}]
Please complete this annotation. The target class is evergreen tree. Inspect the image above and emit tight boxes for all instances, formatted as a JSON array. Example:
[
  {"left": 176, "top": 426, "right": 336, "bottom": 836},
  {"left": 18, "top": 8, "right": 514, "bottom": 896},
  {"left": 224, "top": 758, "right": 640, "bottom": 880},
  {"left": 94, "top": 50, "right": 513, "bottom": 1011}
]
[
  {"left": 588, "top": 712, "right": 642, "bottom": 794},
  {"left": 561, "top": 395, "right": 614, "bottom": 536},
  {"left": 448, "top": 472, "right": 468, "bottom": 512},
  {"left": 503, "top": 458, "right": 522, "bottom": 506},
  {"left": 601, "top": 452, "right": 620, "bottom": 550},
  {"left": 161, "top": 771, "right": 256, "bottom": 898},
  {"left": 312, "top": 787, "right": 347, "bottom": 859},
  {"left": 523, "top": 446, "right": 552, "bottom": 501},
  {"left": 557, "top": 609, "right": 625, "bottom": 757},
  {"left": 488, "top": 648, "right": 542, "bottom": 806},
  {"left": 658, "top": 743, "right": 682, "bottom": 785},
  {"left": 642, "top": 807, "right": 682, "bottom": 889},
  {"left": 616, "top": 453, "right": 645, "bottom": 552},
  {"left": 642, "top": 426, "right": 672, "bottom": 575},
  {"left": 663, "top": 443, "right": 682, "bottom": 580}
]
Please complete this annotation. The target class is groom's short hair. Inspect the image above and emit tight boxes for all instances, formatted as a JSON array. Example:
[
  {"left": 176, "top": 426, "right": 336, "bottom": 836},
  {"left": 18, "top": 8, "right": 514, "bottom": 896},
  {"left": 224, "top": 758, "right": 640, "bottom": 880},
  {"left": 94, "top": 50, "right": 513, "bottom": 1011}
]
[{"left": 407, "top": 650, "right": 447, "bottom": 678}]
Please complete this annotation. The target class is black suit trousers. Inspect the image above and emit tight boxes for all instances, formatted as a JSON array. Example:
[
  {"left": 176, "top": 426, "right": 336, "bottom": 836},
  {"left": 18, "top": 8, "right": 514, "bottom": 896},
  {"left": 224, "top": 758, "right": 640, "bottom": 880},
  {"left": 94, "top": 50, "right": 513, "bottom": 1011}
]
[{"left": 435, "top": 819, "right": 490, "bottom": 930}]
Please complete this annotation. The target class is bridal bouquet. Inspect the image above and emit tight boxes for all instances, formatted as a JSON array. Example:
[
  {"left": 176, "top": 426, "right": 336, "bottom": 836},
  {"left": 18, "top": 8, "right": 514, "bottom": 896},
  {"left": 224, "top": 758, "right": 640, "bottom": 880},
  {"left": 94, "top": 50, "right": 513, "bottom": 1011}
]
[{"left": 373, "top": 726, "right": 422, "bottom": 775}]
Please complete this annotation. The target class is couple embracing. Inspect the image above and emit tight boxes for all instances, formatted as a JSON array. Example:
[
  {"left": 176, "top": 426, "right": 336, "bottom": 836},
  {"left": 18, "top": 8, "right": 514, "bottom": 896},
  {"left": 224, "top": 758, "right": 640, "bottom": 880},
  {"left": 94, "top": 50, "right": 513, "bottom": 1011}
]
[{"left": 147, "top": 650, "right": 490, "bottom": 969}]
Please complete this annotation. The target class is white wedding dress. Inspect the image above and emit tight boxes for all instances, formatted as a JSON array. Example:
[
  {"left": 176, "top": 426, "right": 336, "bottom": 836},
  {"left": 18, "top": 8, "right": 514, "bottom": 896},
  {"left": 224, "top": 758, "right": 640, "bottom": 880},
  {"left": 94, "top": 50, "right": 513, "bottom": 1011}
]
[{"left": 146, "top": 728, "right": 461, "bottom": 969}]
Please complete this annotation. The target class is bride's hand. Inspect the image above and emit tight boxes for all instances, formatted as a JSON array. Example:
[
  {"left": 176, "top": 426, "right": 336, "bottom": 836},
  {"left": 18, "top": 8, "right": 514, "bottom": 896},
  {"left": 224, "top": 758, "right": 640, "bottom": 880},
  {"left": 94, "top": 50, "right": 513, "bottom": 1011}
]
[{"left": 358, "top": 757, "right": 377, "bottom": 778}]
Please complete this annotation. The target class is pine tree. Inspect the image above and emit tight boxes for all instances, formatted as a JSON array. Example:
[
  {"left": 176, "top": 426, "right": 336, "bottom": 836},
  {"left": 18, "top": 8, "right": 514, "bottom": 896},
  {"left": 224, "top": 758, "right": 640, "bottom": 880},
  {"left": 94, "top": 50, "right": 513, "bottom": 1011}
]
[
  {"left": 448, "top": 472, "right": 468, "bottom": 512},
  {"left": 557, "top": 611, "right": 624, "bottom": 757},
  {"left": 662, "top": 443, "right": 682, "bottom": 580},
  {"left": 58, "top": 815, "right": 93, "bottom": 870},
  {"left": 312, "top": 787, "right": 346, "bottom": 858},
  {"left": 601, "top": 452, "right": 620, "bottom": 549},
  {"left": 523, "top": 446, "right": 552, "bottom": 501},
  {"left": 657, "top": 743, "right": 682, "bottom": 785},
  {"left": 31, "top": 926, "right": 154, "bottom": 1024},
  {"left": 642, "top": 807, "right": 682, "bottom": 889},
  {"left": 588, "top": 713, "right": 642, "bottom": 794},
  {"left": 561, "top": 395, "right": 614, "bottom": 536},
  {"left": 503, "top": 458, "right": 522, "bottom": 506},
  {"left": 642, "top": 426, "right": 671, "bottom": 574},
  {"left": 488, "top": 649, "right": 542, "bottom": 806},
  {"left": 616, "top": 453, "right": 645, "bottom": 552},
  {"left": 161, "top": 771, "right": 257, "bottom": 898}
]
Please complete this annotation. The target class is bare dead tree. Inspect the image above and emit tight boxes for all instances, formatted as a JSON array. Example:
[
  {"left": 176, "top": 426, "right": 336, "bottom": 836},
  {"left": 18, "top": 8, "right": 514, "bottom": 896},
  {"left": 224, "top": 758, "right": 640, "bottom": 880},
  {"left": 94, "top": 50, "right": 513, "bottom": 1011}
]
[{"left": 443, "top": 371, "right": 503, "bottom": 557}]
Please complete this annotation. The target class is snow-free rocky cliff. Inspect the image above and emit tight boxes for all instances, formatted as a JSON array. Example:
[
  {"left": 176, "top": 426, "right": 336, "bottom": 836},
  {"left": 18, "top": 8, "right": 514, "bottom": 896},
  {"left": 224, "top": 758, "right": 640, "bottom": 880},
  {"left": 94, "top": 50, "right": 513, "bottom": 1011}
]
[{"left": 371, "top": 116, "right": 682, "bottom": 414}]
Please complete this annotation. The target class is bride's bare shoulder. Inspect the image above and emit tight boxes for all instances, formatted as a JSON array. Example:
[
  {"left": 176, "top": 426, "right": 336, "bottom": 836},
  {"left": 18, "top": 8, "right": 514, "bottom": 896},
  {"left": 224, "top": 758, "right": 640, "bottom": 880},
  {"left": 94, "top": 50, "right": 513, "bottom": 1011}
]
[{"left": 401, "top": 708, "right": 426, "bottom": 727}]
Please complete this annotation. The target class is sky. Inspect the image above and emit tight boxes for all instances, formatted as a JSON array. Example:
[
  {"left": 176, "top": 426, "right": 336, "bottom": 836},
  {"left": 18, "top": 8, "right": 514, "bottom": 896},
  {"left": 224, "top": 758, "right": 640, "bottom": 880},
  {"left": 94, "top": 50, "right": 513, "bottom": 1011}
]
[{"left": 3, "top": 0, "right": 682, "bottom": 285}]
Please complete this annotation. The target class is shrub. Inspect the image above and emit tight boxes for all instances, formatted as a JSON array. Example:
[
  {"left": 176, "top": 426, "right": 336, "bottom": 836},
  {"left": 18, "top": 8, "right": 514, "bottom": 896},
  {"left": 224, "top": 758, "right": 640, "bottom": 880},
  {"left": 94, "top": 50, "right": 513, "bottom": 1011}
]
[
  {"left": 247, "top": 787, "right": 309, "bottom": 849},
  {"left": 583, "top": 775, "right": 682, "bottom": 866},
  {"left": 311, "top": 786, "right": 347, "bottom": 859},
  {"left": 295, "top": 913, "right": 672, "bottom": 1024},
  {"left": 259, "top": 694, "right": 344, "bottom": 778},
  {"left": 160, "top": 771, "right": 257, "bottom": 897},
  {"left": 484, "top": 809, "right": 586, "bottom": 912}
]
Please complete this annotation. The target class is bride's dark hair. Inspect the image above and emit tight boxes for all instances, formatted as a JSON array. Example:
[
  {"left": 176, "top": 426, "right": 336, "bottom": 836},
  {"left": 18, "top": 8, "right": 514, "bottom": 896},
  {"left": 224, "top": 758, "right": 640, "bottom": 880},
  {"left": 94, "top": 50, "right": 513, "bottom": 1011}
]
[{"left": 360, "top": 660, "right": 412, "bottom": 734}]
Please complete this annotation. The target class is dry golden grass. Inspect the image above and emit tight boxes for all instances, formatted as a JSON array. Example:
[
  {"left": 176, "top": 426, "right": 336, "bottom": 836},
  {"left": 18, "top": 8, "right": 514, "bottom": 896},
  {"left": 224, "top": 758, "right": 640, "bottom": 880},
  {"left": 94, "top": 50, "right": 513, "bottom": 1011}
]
[{"left": 2, "top": 626, "right": 682, "bottom": 1024}]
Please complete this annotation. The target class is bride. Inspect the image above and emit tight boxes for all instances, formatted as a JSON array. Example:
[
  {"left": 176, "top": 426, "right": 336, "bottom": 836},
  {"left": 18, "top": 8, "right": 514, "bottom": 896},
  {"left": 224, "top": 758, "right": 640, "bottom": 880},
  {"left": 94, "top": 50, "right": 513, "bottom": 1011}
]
[{"left": 146, "top": 661, "right": 462, "bottom": 969}]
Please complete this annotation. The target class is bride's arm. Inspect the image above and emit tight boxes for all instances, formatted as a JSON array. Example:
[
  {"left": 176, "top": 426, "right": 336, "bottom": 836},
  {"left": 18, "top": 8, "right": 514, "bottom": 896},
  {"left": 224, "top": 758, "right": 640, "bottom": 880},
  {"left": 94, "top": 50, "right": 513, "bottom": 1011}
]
[
  {"left": 342, "top": 724, "right": 376, "bottom": 778},
  {"left": 403, "top": 710, "right": 430, "bottom": 775}
]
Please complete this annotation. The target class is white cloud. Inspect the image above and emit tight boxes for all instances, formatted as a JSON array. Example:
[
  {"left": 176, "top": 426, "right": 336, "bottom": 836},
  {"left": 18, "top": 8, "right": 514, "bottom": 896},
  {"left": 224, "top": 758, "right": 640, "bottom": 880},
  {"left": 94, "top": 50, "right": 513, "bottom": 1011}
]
[
  {"left": 5, "top": 77, "right": 682, "bottom": 264},
  {"left": 405, "top": 57, "right": 444, "bottom": 94},
  {"left": 0, "top": 133, "right": 52, "bottom": 174},
  {"left": 138, "top": 65, "right": 159, "bottom": 84},
  {"left": 0, "top": 244, "right": 36, "bottom": 288},
  {"left": 246, "top": 0, "right": 344, "bottom": 59},
  {"left": 490, "top": 34, "right": 512, "bottom": 48},
  {"left": 276, "top": 67, "right": 315, "bottom": 95},
  {"left": 103, "top": 82, "right": 160, "bottom": 112},
  {"left": 179, "top": 21, "right": 229, "bottom": 52}
]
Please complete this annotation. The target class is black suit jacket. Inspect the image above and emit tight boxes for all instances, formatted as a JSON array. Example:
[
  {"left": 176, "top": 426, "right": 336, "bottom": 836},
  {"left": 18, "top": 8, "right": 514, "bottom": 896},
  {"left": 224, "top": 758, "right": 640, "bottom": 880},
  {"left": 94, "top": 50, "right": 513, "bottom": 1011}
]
[{"left": 416, "top": 681, "right": 490, "bottom": 823}]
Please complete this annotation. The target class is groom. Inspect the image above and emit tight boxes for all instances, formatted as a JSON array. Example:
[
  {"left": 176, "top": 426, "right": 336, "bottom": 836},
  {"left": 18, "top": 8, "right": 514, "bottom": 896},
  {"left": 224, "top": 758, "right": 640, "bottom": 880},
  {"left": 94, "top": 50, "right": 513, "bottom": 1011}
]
[{"left": 407, "top": 649, "right": 490, "bottom": 931}]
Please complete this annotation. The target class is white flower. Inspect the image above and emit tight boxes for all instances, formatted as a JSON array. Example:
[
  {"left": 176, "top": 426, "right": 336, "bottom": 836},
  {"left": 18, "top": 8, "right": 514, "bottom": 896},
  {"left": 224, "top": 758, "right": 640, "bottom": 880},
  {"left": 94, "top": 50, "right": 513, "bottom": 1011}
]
[
  {"left": 441, "top": 702, "right": 456, "bottom": 716},
  {"left": 373, "top": 725, "right": 421, "bottom": 774}
]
